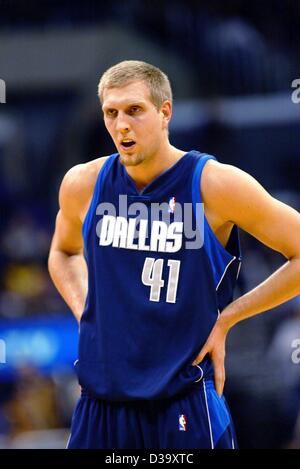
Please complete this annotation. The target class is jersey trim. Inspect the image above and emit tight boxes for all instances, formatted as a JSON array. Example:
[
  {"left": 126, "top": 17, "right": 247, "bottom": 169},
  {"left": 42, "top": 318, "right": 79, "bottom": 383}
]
[
  {"left": 191, "top": 153, "right": 238, "bottom": 290},
  {"left": 203, "top": 378, "right": 214, "bottom": 449},
  {"left": 203, "top": 379, "right": 231, "bottom": 448},
  {"left": 216, "top": 256, "right": 237, "bottom": 291},
  {"left": 82, "top": 154, "right": 118, "bottom": 244}
]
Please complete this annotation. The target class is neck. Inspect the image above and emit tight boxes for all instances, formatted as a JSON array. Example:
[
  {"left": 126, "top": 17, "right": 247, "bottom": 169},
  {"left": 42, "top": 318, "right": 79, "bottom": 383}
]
[{"left": 124, "top": 142, "right": 186, "bottom": 192}]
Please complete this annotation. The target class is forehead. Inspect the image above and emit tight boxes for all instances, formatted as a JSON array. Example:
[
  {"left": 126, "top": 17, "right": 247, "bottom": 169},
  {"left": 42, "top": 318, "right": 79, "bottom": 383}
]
[{"left": 102, "top": 81, "right": 152, "bottom": 109}]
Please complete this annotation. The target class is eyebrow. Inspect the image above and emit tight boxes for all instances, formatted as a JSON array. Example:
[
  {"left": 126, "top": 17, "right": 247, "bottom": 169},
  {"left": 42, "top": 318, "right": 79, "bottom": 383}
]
[{"left": 102, "top": 101, "right": 145, "bottom": 111}]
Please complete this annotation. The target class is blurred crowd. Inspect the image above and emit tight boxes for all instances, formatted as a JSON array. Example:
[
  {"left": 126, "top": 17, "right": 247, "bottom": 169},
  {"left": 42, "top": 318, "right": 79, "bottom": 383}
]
[
  {"left": 0, "top": 366, "right": 79, "bottom": 448},
  {"left": 0, "top": 207, "right": 67, "bottom": 319},
  {"left": 0, "top": 0, "right": 299, "bottom": 448}
]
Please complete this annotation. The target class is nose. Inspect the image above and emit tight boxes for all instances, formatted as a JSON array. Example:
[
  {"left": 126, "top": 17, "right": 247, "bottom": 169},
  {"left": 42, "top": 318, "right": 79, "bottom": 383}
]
[{"left": 115, "top": 111, "right": 130, "bottom": 133}]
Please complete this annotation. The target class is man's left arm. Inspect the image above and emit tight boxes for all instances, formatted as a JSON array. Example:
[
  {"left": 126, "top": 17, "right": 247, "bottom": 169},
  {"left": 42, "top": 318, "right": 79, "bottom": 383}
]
[{"left": 193, "top": 162, "right": 300, "bottom": 395}]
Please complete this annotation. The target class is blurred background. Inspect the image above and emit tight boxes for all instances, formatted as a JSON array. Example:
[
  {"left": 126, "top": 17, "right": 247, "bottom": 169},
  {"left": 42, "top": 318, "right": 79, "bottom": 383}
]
[{"left": 0, "top": 0, "right": 299, "bottom": 449}]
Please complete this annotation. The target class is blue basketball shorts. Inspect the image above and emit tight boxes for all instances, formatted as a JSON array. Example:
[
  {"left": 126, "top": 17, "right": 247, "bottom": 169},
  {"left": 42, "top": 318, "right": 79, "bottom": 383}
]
[{"left": 67, "top": 379, "right": 237, "bottom": 449}]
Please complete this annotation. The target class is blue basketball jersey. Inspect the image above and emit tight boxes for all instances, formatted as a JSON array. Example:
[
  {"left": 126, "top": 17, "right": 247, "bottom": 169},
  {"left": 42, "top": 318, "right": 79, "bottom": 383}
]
[{"left": 76, "top": 150, "right": 241, "bottom": 401}]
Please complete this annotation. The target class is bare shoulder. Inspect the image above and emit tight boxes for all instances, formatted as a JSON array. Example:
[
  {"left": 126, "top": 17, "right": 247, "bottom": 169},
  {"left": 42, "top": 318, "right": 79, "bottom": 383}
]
[
  {"left": 201, "top": 158, "right": 272, "bottom": 227},
  {"left": 202, "top": 159, "right": 255, "bottom": 195},
  {"left": 59, "top": 156, "right": 109, "bottom": 222},
  {"left": 201, "top": 157, "right": 300, "bottom": 258},
  {"left": 201, "top": 159, "right": 266, "bottom": 206}
]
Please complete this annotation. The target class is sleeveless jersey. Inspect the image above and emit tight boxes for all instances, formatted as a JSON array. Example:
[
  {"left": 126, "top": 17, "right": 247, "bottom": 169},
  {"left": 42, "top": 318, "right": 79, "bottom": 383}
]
[{"left": 75, "top": 150, "right": 241, "bottom": 401}]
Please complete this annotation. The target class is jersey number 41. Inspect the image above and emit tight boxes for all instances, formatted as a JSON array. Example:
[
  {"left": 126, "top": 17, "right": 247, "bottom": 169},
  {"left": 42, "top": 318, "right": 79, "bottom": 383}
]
[{"left": 141, "top": 257, "right": 181, "bottom": 304}]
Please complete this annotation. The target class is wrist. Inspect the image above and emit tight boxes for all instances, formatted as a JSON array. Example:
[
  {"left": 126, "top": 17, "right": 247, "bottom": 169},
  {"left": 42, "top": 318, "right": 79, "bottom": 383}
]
[{"left": 217, "top": 307, "right": 237, "bottom": 333}]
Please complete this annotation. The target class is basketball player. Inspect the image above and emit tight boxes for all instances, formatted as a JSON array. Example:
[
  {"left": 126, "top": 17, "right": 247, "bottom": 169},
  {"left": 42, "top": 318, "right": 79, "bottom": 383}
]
[{"left": 48, "top": 61, "right": 300, "bottom": 449}]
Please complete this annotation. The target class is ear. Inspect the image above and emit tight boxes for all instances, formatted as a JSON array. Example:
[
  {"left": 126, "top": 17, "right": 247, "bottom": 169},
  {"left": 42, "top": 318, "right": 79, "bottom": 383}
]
[{"left": 160, "top": 100, "right": 172, "bottom": 129}]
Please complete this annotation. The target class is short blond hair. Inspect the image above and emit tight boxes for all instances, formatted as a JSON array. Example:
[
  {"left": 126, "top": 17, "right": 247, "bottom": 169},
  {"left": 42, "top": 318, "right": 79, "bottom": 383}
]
[{"left": 98, "top": 60, "right": 172, "bottom": 110}]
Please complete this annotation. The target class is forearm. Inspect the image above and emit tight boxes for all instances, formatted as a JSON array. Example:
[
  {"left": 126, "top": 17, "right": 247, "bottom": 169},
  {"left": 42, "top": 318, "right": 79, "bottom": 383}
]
[
  {"left": 219, "top": 257, "right": 300, "bottom": 331},
  {"left": 48, "top": 249, "right": 88, "bottom": 323}
]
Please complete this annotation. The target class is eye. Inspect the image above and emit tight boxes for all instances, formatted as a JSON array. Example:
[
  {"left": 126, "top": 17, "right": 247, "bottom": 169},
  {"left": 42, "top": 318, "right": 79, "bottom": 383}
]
[
  {"left": 129, "top": 106, "right": 141, "bottom": 115},
  {"left": 106, "top": 109, "right": 117, "bottom": 118}
]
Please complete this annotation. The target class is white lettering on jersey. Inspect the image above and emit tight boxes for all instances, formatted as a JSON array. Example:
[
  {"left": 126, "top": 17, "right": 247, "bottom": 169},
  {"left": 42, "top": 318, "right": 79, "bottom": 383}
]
[
  {"left": 138, "top": 219, "right": 150, "bottom": 251},
  {"left": 98, "top": 215, "right": 183, "bottom": 253},
  {"left": 99, "top": 215, "right": 115, "bottom": 246},
  {"left": 150, "top": 221, "right": 168, "bottom": 252},
  {"left": 111, "top": 216, "right": 128, "bottom": 249},
  {"left": 166, "top": 222, "right": 184, "bottom": 253},
  {"left": 124, "top": 217, "right": 138, "bottom": 250}
]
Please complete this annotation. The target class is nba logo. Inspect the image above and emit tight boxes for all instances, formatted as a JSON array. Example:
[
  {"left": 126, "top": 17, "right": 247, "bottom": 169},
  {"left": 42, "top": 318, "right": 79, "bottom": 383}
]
[
  {"left": 179, "top": 414, "right": 187, "bottom": 431},
  {"left": 168, "top": 196, "right": 176, "bottom": 213}
]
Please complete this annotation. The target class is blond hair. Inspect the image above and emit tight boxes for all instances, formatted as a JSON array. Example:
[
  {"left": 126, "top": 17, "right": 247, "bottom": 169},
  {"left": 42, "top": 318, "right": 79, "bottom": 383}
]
[{"left": 98, "top": 60, "right": 172, "bottom": 110}]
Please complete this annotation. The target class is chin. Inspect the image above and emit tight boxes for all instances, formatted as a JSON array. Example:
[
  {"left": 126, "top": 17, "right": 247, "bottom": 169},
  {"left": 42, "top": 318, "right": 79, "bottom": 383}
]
[{"left": 119, "top": 152, "right": 145, "bottom": 167}]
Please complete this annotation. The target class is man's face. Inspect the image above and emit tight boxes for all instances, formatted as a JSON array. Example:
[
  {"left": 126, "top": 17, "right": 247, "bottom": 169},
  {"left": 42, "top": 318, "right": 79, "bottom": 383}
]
[{"left": 102, "top": 81, "right": 170, "bottom": 166}]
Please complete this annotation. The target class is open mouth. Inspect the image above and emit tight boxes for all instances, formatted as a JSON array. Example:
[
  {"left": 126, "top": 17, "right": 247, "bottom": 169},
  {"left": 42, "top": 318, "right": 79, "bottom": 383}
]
[{"left": 120, "top": 140, "right": 136, "bottom": 150}]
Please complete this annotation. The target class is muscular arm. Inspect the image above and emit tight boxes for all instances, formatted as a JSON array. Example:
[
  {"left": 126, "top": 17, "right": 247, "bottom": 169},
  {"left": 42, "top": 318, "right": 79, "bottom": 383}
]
[
  {"left": 195, "top": 161, "right": 300, "bottom": 394},
  {"left": 48, "top": 159, "right": 106, "bottom": 323},
  {"left": 48, "top": 166, "right": 88, "bottom": 323},
  {"left": 206, "top": 162, "right": 300, "bottom": 327},
  {"left": 48, "top": 211, "right": 87, "bottom": 324}
]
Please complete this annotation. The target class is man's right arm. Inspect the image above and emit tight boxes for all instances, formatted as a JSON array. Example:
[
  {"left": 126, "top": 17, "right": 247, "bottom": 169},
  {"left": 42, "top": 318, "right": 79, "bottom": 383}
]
[{"left": 48, "top": 164, "right": 90, "bottom": 323}]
